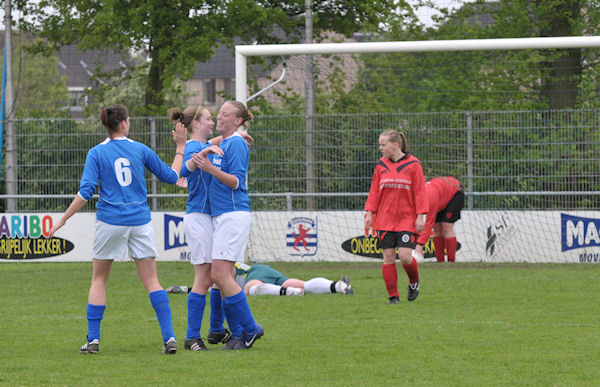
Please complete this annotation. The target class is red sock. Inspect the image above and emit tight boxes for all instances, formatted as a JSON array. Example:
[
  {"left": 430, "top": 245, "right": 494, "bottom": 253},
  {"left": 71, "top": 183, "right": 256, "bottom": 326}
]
[
  {"left": 402, "top": 257, "right": 419, "bottom": 284},
  {"left": 433, "top": 236, "right": 445, "bottom": 262},
  {"left": 381, "top": 263, "right": 399, "bottom": 298},
  {"left": 445, "top": 237, "right": 457, "bottom": 262}
]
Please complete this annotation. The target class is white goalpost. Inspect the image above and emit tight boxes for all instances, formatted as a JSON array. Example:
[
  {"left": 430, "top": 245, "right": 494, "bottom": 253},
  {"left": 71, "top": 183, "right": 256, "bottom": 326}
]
[
  {"left": 235, "top": 36, "right": 600, "bottom": 104},
  {"left": 236, "top": 36, "right": 600, "bottom": 264}
]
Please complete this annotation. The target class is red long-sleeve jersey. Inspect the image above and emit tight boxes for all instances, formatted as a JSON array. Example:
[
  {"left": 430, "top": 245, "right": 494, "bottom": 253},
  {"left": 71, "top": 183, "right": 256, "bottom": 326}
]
[
  {"left": 364, "top": 153, "right": 428, "bottom": 233},
  {"left": 417, "top": 176, "right": 461, "bottom": 245}
]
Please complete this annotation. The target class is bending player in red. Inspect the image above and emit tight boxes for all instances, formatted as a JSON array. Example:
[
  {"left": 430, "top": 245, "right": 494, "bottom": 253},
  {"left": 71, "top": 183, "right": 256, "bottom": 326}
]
[
  {"left": 414, "top": 176, "right": 464, "bottom": 262},
  {"left": 364, "top": 129, "right": 428, "bottom": 304}
]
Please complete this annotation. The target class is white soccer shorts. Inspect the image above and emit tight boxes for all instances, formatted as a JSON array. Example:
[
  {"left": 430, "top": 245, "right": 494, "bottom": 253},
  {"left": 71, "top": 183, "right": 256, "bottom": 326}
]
[
  {"left": 184, "top": 212, "right": 214, "bottom": 265},
  {"left": 211, "top": 211, "right": 252, "bottom": 262},
  {"left": 93, "top": 220, "right": 158, "bottom": 260}
]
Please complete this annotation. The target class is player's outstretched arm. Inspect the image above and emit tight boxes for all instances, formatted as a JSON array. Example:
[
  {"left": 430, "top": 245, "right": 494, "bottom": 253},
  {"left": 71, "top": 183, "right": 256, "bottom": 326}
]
[
  {"left": 48, "top": 194, "right": 87, "bottom": 238},
  {"left": 210, "top": 131, "right": 254, "bottom": 146},
  {"left": 199, "top": 145, "right": 224, "bottom": 158}
]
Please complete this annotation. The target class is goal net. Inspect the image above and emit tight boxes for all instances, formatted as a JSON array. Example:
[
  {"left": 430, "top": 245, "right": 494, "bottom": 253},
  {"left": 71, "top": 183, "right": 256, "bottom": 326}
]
[{"left": 237, "top": 37, "right": 600, "bottom": 264}]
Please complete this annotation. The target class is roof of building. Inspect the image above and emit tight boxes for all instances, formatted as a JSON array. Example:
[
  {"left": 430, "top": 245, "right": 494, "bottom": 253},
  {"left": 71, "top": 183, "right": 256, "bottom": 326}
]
[
  {"left": 56, "top": 44, "right": 131, "bottom": 88},
  {"left": 193, "top": 43, "right": 274, "bottom": 79},
  {"left": 0, "top": 32, "right": 132, "bottom": 89}
]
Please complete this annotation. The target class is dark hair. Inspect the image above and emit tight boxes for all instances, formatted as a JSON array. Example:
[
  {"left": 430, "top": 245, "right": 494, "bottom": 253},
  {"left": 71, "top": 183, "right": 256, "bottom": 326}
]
[
  {"left": 381, "top": 129, "right": 408, "bottom": 152},
  {"left": 225, "top": 101, "right": 253, "bottom": 130},
  {"left": 99, "top": 104, "right": 129, "bottom": 133},
  {"left": 168, "top": 105, "right": 206, "bottom": 129}
]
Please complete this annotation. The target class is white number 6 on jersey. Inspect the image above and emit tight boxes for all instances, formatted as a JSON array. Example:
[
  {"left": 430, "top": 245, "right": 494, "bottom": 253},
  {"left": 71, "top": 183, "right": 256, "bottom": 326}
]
[{"left": 114, "top": 157, "right": 132, "bottom": 186}]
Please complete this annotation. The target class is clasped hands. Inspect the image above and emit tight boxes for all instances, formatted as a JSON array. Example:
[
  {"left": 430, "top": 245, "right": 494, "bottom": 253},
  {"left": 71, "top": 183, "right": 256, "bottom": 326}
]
[{"left": 190, "top": 145, "right": 224, "bottom": 171}]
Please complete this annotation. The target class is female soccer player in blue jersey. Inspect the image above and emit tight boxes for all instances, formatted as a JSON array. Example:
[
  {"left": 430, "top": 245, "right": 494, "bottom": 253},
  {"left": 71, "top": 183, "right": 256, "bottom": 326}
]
[
  {"left": 170, "top": 105, "right": 254, "bottom": 351},
  {"left": 170, "top": 105, "right": 220, "bottom": 352},
  {"left": 169, "top": 106, "right": 245, "bottom": 351},
  {"left": 191, "top": 101, "right": 263, "bottom": 350},
  {"left": 48, "top": 104, "right": 187, "bottom": 354}
]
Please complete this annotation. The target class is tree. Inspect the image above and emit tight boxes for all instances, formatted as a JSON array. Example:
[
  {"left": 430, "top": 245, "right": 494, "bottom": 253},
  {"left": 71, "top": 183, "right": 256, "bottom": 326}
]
[
  {"left": 17, "top": 0, "right": 400, "bottom": 115},
  {"left": 451, "top": 0, "right": 594, "bottom": 110},
  {"left": 80, "top": 54, "right": 192, "bottom": 117},
  {"left": 333, "top": 0, "right": 600, "bottom": 113},
  {"left": 2, "top": 34, "right": 70, "bottom": 118}
]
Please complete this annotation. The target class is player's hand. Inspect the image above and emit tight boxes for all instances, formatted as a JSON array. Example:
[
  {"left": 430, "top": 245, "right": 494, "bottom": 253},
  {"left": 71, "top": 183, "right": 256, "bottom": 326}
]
[
  {"left": 175, "top": 177, "right": 188, "bottom": 189},
  {"left": 415, "top": 214, "right": 425, "bottom": 233},
  {"left": 205, "top": 145, "right": 224, "bottom": 157},
  {"left": 172, "top": 122, "right": 188, "bottom": 147},
  {"left": 364, "top": 212, "right": 377, "bottom": 237},
  {"left": 47, "top": 219, "right": 65, "bottom": 238},
  {"left": 412, "top": 248, "right": 423, "bottom": 261},
  {"left": 239, "top": 130, "right": 254, "bottom": 145},
  {"left": 414, "top": 244, "right": 424, "bottom": 259},
  {"left": 191, "top": 153, "right": 214, "bottom": 172}
]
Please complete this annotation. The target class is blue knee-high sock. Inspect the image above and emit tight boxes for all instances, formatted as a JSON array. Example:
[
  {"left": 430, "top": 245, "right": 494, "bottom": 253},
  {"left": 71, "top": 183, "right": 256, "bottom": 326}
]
[
  {"left": 209, "top": 288, "right": 226, "bottom": 333},
  {"left": 149, "top": 290, "right": 175, "bottom": 343},
  {"left": 86, "top": 304, "right": 105, "bottom": 342},
  {"left": 222, "top": 297, "right": 243, "bottom": 338},
  {"left": 224, "top": 291, "right": 256, "bottom": 337},
  {"left": 186, "top": 292, "right": 206, "bottom": 340}
]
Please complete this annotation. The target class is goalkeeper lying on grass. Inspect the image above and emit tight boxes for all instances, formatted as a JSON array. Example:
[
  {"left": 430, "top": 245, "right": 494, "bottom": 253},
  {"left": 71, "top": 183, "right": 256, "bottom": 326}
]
[{"left": 167, "top": 262, "right": 354, "bottom": 296}]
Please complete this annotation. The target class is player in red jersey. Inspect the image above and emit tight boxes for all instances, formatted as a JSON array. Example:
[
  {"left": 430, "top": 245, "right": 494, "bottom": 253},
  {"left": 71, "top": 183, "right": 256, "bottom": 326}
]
[
  {"left": 414, "top": 176, "right": 464, "bottom": 262},
  {"left": 364, "top": 129, "right": 428, "bottom": 303}
]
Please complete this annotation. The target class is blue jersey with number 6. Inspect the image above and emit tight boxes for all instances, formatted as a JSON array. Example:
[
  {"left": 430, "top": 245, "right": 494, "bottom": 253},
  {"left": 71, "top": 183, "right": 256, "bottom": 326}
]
[{"left": 78, "top": 137, "right": 179, "bottom": 226}]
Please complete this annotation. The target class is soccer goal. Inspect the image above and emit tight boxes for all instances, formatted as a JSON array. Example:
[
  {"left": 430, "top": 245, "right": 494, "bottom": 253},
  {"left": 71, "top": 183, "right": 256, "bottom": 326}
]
[{"left": 236, "top": 36, "right": 600, "bottom": 264}]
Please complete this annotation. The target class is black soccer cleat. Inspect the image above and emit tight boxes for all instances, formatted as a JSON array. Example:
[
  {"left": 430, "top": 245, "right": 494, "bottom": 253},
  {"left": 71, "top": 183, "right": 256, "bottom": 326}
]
[
  {"left": 407, "top": 280, "right": 420, "bottom": 302},
  {"left": 219, "top": 336, "right": 246, "bottom": 350},
  {"left": 162, "top": 337, "right": 178, "bottom": 354},
  {"left": 80, "top": 338, "right": 99, "bottom": 354},
  {"left": 387, "top": 296, "right": 400, "bottom": 304},
  {"left": 184, "top": 338, "right": 208, "bottom": 351},
  {"left": 242, "top": 323, "right": 264, "bottom": 349},
  {"left": 207, "top": 329, "right": 232, "bottom": 345}
]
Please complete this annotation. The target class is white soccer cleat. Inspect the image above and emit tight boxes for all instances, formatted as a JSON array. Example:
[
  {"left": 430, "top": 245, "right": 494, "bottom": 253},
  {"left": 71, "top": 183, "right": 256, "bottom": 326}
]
[{"left": 337, "top": 277, "right": 354, "bottom": 295}]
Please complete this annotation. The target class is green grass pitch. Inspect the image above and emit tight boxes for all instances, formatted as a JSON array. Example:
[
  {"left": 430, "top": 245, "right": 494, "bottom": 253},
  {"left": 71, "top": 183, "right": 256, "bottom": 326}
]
[{"left": 1, "top": 261, "right": 598, "bottom": 386}]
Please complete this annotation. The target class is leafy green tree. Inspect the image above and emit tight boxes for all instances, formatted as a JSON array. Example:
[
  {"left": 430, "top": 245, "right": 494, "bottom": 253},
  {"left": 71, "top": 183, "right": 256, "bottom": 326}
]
[
  {"left": 2, "top": 34, "right": 70, "bottom": 118},
  {"left": 81, "top": 54, "right": 191, "bottom": 117},
  {"left": 338, "top": 0, "right": 600, "bottom": 113},
  {"left": 463, "top": 0, "right": 596, "bottom": 109},
  {"left": 17, "top": 0, "right": 400, "bottom": 115}
]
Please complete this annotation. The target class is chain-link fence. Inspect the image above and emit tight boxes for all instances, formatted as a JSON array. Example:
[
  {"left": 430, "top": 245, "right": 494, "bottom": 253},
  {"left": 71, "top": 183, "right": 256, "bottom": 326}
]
[{"left": 3, "top": 109, "right": 599, "bottom": 212}]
